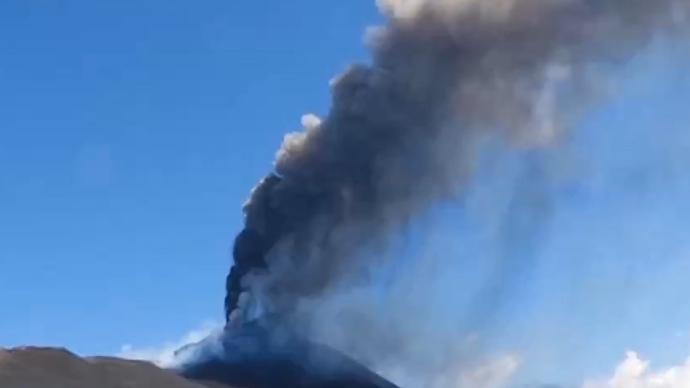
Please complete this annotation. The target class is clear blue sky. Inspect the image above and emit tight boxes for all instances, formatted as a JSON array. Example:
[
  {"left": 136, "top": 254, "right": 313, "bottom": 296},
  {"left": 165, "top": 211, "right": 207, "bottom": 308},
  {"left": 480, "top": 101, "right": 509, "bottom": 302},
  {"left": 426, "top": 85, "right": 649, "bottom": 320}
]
[{"left": 1, "top": 1, "right": 690, "bottom": 386}]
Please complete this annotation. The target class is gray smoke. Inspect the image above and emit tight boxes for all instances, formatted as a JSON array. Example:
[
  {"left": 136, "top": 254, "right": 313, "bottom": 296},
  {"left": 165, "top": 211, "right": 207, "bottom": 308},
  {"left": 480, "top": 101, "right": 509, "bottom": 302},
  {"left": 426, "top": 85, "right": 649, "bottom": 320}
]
[{"left": 225, "top": 0, "right": 690, "bottom": 325}]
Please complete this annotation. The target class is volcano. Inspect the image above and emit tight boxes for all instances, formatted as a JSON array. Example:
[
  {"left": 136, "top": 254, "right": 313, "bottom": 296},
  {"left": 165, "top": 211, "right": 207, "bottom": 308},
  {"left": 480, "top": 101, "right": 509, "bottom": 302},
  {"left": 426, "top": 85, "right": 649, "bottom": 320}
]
[
  {"left": 0, "top": 326, "right": 399, "bottom": 388},
  {"left": 175, "top": 320, "right": 399, "bottom": 388}
]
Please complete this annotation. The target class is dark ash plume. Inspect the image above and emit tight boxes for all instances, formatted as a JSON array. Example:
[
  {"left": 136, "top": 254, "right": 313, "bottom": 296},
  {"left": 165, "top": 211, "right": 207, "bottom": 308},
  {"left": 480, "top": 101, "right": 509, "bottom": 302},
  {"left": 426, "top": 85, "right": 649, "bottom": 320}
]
[{"left": 225, "top": 0, "right": 689, "bottom": 324}]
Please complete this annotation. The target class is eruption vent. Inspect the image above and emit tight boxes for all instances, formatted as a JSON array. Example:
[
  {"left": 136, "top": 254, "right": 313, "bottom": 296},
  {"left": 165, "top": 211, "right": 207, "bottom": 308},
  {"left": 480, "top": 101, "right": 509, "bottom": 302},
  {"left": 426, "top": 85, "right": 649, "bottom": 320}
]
[{"left": 224, "top": 0, "right": 690, "bottom": 325}]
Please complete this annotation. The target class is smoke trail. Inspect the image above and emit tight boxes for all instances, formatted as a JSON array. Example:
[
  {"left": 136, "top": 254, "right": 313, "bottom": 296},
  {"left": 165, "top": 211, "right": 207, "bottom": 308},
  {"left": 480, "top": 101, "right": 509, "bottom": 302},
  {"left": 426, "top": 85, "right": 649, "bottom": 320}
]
[{"left": 225, "top": 0, "right": 690, "bottom": 324}]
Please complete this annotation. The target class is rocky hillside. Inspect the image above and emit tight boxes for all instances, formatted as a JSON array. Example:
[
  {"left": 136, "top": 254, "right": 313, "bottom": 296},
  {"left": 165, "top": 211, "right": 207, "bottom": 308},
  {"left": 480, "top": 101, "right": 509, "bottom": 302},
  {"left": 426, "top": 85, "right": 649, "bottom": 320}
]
[{"left": 0, "top": 347, "right": 238, "bottom": 388}]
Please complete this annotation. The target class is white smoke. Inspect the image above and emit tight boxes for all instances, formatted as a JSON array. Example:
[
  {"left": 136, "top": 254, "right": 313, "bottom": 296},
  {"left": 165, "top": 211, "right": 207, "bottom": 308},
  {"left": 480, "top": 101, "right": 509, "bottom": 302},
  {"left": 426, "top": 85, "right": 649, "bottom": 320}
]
[
  {"left": 384, "top": 352, "right": 521, "bottom": 388},
  {"left": 584, "top": 352, "right": 690, "bottom": 388},
  {"left": 118, "top": 321, "right": 221, "bottom": 368},
  {"left": 459, "top": 354, "right": 521, "bottom": 388}
]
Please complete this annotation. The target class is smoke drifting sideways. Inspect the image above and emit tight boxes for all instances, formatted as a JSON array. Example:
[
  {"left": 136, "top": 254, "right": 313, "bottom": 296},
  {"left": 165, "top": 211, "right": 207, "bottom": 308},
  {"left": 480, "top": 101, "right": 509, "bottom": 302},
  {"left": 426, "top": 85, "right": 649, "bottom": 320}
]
[{"left": 224, "top": 0, "right": 690, "bottom": 326}]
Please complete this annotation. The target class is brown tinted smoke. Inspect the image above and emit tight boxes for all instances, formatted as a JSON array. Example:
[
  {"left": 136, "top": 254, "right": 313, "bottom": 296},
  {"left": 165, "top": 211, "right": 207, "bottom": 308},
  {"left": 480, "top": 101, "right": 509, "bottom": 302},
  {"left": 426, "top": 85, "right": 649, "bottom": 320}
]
[{"left": 225, "top": 0, "right": 689, "bottom": 324}]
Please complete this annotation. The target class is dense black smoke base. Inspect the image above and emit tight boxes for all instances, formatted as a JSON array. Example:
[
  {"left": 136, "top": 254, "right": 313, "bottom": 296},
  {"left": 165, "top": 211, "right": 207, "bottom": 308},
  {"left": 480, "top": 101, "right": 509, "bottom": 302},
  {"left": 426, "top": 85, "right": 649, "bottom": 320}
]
[{"left": 225, "top": 0, "right": 690, "bottom": 325}]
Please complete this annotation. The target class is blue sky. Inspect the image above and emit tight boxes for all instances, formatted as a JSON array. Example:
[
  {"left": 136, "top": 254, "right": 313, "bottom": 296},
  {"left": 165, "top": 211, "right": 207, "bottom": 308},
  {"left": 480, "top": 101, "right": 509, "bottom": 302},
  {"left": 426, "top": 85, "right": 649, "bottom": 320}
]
[
  {"left": 0, "top": 1, "right": 379, "bottom": 354},
  {"left": 1, "top": 1, "right": 690, "bottom": 387}
]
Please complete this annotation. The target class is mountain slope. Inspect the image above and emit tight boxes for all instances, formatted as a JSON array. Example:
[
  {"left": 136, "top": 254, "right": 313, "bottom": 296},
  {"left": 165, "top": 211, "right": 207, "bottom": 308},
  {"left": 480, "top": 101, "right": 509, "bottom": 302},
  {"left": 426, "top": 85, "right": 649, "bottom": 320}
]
[
  {"left": 176, "top": 322, "right": 399, "bottom": 388},
  {"left": 0, "top": 347, "right": 237, "bottom": 388}
]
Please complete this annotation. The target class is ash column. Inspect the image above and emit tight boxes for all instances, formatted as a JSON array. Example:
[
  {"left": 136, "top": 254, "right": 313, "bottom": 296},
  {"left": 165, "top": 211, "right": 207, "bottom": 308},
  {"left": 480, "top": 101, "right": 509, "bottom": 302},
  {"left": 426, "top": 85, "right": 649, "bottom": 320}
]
[
  {"left": 224, "top": 229, "right": 267, "bottom": 324},
  {"left": 224, "top": 174, "right": 283, "bottom": 326}
]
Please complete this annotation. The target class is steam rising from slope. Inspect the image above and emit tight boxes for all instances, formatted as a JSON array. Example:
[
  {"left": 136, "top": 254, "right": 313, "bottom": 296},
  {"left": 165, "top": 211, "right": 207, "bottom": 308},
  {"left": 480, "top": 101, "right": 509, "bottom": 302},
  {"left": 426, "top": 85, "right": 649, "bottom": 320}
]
[{"left": 225, "top": 0, "right": 690, "bottom": 324}]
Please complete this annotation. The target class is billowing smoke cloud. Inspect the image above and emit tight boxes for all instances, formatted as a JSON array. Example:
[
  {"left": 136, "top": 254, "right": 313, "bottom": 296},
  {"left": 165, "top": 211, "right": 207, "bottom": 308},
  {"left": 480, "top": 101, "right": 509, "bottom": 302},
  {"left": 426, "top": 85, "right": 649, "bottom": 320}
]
[{"left": 225, "top": 0, "right": 690, "bottom": 325}]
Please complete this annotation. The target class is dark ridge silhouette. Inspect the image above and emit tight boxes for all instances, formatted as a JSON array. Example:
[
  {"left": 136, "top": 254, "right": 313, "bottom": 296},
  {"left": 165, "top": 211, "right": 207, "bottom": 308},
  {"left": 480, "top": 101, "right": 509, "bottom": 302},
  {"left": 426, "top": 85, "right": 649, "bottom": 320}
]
[{"left": 177, "top": 322, "right": 399, "bottom": 388}]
